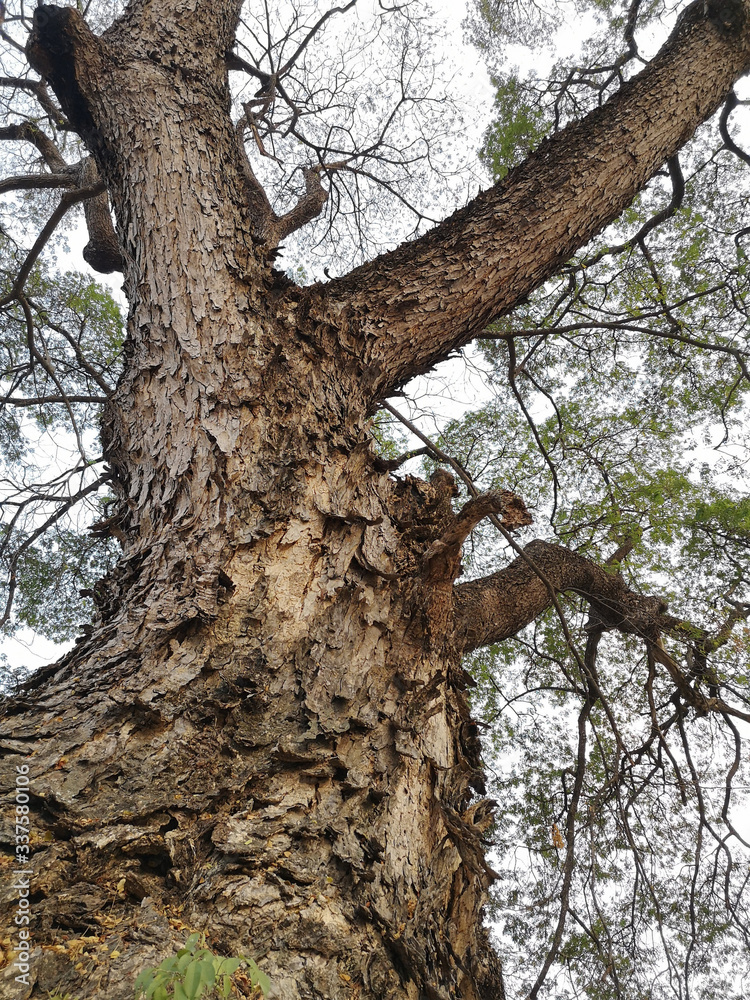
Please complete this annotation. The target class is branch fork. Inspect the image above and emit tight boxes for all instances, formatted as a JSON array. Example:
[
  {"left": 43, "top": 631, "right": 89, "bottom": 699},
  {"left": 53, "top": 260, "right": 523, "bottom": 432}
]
[{"left": 422, "top": 489, "right": 531, "bottom": 589}]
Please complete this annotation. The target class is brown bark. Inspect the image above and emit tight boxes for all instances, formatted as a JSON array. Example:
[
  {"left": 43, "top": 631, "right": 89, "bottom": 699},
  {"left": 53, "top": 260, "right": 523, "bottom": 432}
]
[
  {"left": 453, "top": 539, "right": 669, "bottom": 654},
  {"left": 78, "top": 157, "right": 124, "bottom": 274},
  {"left": 308, "top": 0, "right": 750, "bottom": 402},
  {"left": 1, "top": 2, "right": 750, "bottom": 999},
  {"left": 5, "top": 8, "right": 503, "bottom": 998}
]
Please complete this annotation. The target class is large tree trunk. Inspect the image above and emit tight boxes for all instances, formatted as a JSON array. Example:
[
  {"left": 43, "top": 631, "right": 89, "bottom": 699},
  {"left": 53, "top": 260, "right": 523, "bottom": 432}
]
[
  {"left": 3, "top": 8, "right": 506, "bottom": 998},
  {"left": 2, "top": 2, "right": 750, "bottom": 998}
]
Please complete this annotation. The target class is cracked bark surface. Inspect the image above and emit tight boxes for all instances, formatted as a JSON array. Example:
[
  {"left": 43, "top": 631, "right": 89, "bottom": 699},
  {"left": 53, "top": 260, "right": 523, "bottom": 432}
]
[{"left": 2, "top": 2, "right": 750, "bottom": 998}]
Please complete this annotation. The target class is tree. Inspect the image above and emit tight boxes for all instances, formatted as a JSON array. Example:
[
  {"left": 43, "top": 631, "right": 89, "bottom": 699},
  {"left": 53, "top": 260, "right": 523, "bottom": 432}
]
[{"left": 1, "top": 0, "right": 750, "bottom": 998}]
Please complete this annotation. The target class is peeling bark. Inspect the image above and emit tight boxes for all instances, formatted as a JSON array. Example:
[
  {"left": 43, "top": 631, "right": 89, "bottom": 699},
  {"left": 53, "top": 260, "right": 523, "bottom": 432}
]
[{"left": 2, "top": 2, "right": 750, "bottom": 999}]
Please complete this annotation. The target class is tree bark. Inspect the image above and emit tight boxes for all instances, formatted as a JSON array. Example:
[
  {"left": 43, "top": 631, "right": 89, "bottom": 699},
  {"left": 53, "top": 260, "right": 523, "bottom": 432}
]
[
  {"left": 453, "top": 539, "right": 669, "bottom": 653},
  {"left": 2, "top": 2, "right": 750, "bottom": 999}
]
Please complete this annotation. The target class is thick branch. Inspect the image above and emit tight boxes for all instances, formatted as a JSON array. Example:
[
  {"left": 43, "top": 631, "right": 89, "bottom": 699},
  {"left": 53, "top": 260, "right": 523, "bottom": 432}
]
[
  {"left": 0, "top": 120, "right": 122, "bottom": 271},
  {"left": 310, "top": 0, "right": 750, "bottom": 401},
  {"left": 25, "top": 7, "right": 106, "bottom": 151},
  {"left": 0, "top": 172, "right": 76, "bottom": 195},
  {"left": 272, "top": 166, "right": 329, "bottom": 244},
  {"left": 78, "top": 157, "right": 124, "bottom": 273},
  {"left": 720, "top": 88, "right": 750, "bottom": 164},
  {"left": 454, "top": 539, "right": 667, "bottom": 653},
  {"left": 455, "top": 540, "right": 750, "bottom": 723},
  {"left": 0, "top": 121, "right": 67, "bottom": 170}
]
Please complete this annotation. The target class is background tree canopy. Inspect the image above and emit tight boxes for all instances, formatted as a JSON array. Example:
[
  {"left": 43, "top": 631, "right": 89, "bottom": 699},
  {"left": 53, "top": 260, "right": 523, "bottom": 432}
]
[
  {"left": 1, "top": 0, "right": 750, "bottom": 997},
  {"left": 432, "top": 1, "right": 750, "bottom": 995}
]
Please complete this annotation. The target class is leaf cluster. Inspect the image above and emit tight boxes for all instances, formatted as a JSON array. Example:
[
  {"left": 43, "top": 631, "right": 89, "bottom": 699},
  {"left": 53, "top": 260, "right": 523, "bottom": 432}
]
[{"left": 134, "top": 933, "right": 270, "bottom": 1000}]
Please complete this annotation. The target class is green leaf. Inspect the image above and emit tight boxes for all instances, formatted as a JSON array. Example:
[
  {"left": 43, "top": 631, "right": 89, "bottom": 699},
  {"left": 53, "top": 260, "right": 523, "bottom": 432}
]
[
  {"left": 183, "top": 932, "right": 202, "bottom": 952},
  {"left": 481, "top": 73, "right": 551, "bottom": 180},
  {"left": 246, "top": 959, "right": 271, "bottom": 994},
  {"left": 215, "top": 957, "right": 241, "bottom": 976},
  {"left": 145, "top": 977, "right": 166, "bottom": 999},
  {"left": 133, "top": 969, "right": 155, "bottom": 996},
  {"left": 182, "top": 960, "right": 208, "bottom": 999},
  {"left": 197, "top": 959, "right": 216, "bottom": 987},
  {"left": 177, "top": 952, "right": 194, "bottom": 974}
]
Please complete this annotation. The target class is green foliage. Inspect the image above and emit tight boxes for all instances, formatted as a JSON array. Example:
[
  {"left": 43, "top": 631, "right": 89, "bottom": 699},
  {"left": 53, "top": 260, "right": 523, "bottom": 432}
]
[
  {"left": 133, "top": 934, "right": 270, "bottom": 1000},
  {"left": 0, "top": 237, "right": 124, "bottom": 645},
  {"left": 7, "top": 523, "right": 118, "bottom": 643},
  {"left": 480, "top": 75, "right": 551, "bottom": 179}
]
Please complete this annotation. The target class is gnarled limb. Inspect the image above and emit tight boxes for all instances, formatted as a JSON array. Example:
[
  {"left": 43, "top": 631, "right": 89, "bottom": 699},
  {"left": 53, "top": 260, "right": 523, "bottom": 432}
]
[
  {"left": 273, "top": 166, "right": 328, "bottom": 244},
  {"left": 454, "top": 539, "right": 750, "bottom": 725},
  {"left": 422, "top": 488, "right": 531, "bottom": 589},
  {"left": 0, "top": 126, "right": 122, "bottom": 272},
  {"left": 78, "top": 157, "right": 123, "bottom": 273},
  {"left": 453, "top": 539, "right": 668, "bottom": 653},
  {"left": 0, "top": 107, "right": 123, "bottom": 272},
  {"left": 421, "top": 480, "right": 531, "bottom": 643},
  {"left": 237, "top": 113, "right": 329, "bottom": 245}
]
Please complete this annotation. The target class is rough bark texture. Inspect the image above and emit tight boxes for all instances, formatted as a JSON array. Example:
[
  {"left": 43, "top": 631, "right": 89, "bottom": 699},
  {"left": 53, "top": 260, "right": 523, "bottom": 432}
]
[
  {"left": 454, "top": 540, "right": 669, "bottom": 653},
  {"left": 2, "top": 2, "right": 750, "bottom": 998}
]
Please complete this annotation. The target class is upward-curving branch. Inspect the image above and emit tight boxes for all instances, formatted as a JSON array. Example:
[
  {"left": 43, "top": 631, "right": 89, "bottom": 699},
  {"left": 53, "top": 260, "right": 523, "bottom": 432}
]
[{"left": 307, "top": 0, "right": 750, "bottom": 402}]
